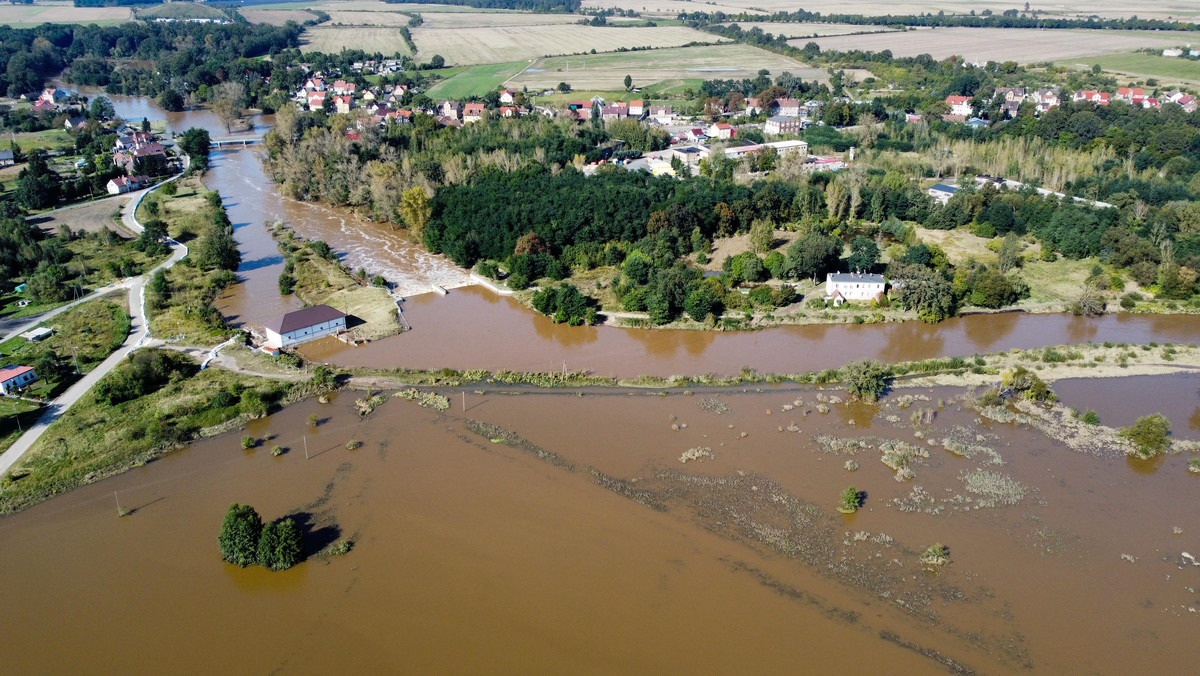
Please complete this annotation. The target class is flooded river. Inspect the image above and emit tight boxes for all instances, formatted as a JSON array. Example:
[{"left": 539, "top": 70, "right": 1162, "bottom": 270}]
[{"left": 1, "top": 385, "right": 1197, "bottom": 673}]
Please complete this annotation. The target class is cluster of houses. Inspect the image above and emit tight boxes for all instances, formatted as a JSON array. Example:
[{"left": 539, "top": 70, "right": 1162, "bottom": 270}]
[
  {"left": 927, "top": 175, "right": 1115, "bottom": 209},
  {"left": 297, "top": 76, "right": 415, "bottom": 124},
  {"left": 111, "top": 127, "right": 169, "bottom": 173},
  {"left": 940, "top": 85, "right": 1197, "bottom": 127}
]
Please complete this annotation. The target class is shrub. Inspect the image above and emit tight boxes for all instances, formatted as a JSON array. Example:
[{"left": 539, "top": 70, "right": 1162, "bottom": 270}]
[
  {"left": 920, "top": 543, "right": 950, "bottom": 567},
  {"left": 1081, "top": 410, "right": 1100, "bottom": 425},
  {"left": 1119, "top": 413, "right": 1171, "bottom": 459},
  {"left": 218, "top": 504, "right": 262, "bottom": 567},
  {"left": 841, "top": 359, "right": 891, "bottom": 402},
  {"left": 256, "top": 518, "right": 304, "bottom": 571},
  {"left": 837, "top": 486, "right": 862, "bottom": 513},
  {"left": 241, "top": 435, "right": 255, "bottom": 449}
]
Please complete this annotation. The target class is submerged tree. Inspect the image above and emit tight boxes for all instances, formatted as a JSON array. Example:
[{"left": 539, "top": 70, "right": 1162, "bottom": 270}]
[
  {"left": 257, "top": 518, "right": 305, "bottom": 571},
  {"left": 841, "top": 359, "right": 891, "bottom": 403},
  {"left": 218, "top": 503, "right": 263, "bottom": 567},
  {"left": 1119, "top": 413, "right": 1171, "bottom": 459}
]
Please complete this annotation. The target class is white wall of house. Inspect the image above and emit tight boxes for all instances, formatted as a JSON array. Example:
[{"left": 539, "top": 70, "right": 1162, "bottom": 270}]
[
  {"left": 266, "top": 317, "right": 347, "bottom": 348},
  {"left": 826, "top": 274, "right": 886, "bottom": 301},
  {"left": 0, "top": 369, "right": 37, "bottom": 394}
]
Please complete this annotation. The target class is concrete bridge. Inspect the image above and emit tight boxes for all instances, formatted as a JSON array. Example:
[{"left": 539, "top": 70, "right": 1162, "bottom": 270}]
[{"left": 211, "top": 136, "right": 264, "bottom": 148}]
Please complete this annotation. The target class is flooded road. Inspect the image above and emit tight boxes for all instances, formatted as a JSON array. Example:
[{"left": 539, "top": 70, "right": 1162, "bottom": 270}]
[{"left": 1, "top": 384, "right": 1197, "bottom": 673}]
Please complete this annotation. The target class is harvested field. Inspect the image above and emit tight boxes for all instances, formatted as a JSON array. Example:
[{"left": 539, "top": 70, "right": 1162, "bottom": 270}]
[
  {"left": 719, "top": 22, "right": 898, "bottom": 38},
  {"left": 584, "top": 0, "right": 1200, "bottom": 21},
  {"left": 300, "top": 26, "right": 412, "bottom": 55},
  {"left": 325, "top": 10, "right": 417, "bottom": 26},
  {"left": 239, "top": 9, "right": 318, "bottom": 25},
  {"left": 508, "top": 43, "right": 821, "bottom": 92},
  {"left": 414, "top": 11, "right": 580, "bottom": 28},
  {"left": 0, "top": 2, "right": 130, "bottom": 26},
  {"left": 258, "top": 1, "right": 507, "bottom": 11},
  {"left": 798, "top": 27, "right": 1180, "bottom": 63},
  {"left": 411, "top": 24, "right": 720, "bottom": 65}
]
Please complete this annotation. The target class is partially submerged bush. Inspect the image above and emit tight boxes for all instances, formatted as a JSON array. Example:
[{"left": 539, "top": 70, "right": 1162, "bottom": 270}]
[
  {"left": 841, "top": 359, "right": 891, "bottom": 403},
  {"left": 837, "top": 486, "right": 862, "bottom": 514},
  {"left": 920, "top": 543, "right": 951, "bottom": 567},
  {"left": 1119, "top": 413, "right": 1171, "bottom": 459}
]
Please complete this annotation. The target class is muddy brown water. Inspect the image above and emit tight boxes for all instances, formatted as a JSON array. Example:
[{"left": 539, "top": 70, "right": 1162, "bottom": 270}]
[{"left": 1, "top": 385, "right": 1197, "bottom": 673}]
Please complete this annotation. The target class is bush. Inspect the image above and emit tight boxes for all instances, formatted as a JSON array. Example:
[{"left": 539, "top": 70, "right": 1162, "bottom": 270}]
[
  {"left": 841, "top": 359, "right": 891, "bottom": 402},
  {"left": 218, "top": 504, "right": 262, "bottom": 567},
  {"left": 837, "top": 486, "right": 862, "bottom": 513},
  {"left": 1119, "top": 413, "right": 1171, "bottom": 459},
  {"left": 240, "top": 435, "right": 255, "bottom": 449},
  {"left": 256, "top": 518, "right": 304, "bottom": 571},
  {"left": 920, "top": 543, "right": 950, "bottom": 567}
]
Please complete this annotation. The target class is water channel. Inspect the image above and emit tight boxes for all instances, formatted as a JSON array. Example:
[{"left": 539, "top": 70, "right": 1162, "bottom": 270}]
[{"left": 0, "top": 94, "right": 1196, "bottom": 673}]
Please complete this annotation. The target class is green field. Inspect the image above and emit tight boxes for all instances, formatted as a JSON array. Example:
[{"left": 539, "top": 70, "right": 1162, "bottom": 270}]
[
  {"left": 1069, "top": 52, "right": 1200, "bottom": 84},
  {"left": 425, "top": 61, "right": 528, "bottom": 99},
  {"left": 135, "top": 2, "right": 228, "bottom": 20}
]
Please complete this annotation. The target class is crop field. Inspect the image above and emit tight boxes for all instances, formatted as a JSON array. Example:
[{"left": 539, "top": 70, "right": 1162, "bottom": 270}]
[
  {"left": 425, "top": 61, "right": 528, "bottom": 99},
  {"left": 718, "top": 22, "right": 898, "bottom": 39},
  {"left": 0, "top": 3, "right": 130, "bottom": 26},
  {"left": 324, "top": 10, "right": 417, "bottom": 26},
  {"left": 411, "top": 24, "right": 721, "bottom": 65},
  {"left": 797, "top": 27, "right": 1181, "bottom": 63},
  {"left": 583, "top": 0, "right": 1200, "bottom": 21},
  {"left": 136, "top": 2, "right": 227, "bottom": 20},
  {"left": 300, "top": 26, "right": 412, "bottom": 55},
  {"left": 253, "top": 1, "right": 507, "bottom": 12},
  {"left": 507, "top": 43, "right": 822, "bottom": 92},
  {"left": 239, "top": 9, "right": 319, "bottom": 25},
  {"left": 1062, "top": 52, "right": 1200, "bottom": 84},
  {"left": 419, "top": 11, "right": 582, "bottom": 28}
]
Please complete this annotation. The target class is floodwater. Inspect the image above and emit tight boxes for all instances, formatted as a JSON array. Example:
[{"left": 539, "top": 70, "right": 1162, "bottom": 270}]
[{"left": 1, "top": 384, "right": 1197, "bottom": 673}]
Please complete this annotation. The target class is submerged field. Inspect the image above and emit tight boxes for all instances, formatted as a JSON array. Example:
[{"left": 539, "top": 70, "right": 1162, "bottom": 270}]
[
  {"left": 506, "top": 43, "right": 820, "bottom": 92},
  {"left": 797, "top": 27, "right": 1182, "bottom": 63}
]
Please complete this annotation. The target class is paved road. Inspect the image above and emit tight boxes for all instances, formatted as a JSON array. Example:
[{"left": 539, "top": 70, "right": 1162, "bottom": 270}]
[{"left": 0, "top": 179, "right": 188, "bottom": 479}]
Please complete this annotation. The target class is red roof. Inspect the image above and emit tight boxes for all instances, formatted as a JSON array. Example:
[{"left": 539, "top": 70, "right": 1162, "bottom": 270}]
[
  {"left": 946, "top": 95, "right": 970, "bottom": 105},
  {"left": 0, "top": 365, "right": 34, "bottom": 383}
]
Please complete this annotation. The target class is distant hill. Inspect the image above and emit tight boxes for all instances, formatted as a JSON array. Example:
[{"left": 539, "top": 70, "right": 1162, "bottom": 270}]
[{"left": 136, "top": 2, "right": 228, "bottom": 20}]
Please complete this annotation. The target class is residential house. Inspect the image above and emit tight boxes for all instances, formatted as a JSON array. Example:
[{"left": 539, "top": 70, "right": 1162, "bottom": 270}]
[
  {"left": 1178, "top": 95, "right": 1198, "bottom": 113},
  {"left": 708, "top": 122, "right": 734, "bottom": 140},
  {"left": 462, "top": 102, "right": 485, "bottom": 122},
  {"left": 1073, "top": 90, "right": 1110, "bottom": 105},
  {"left": 39, "top": 87, "right": 67, "bottom": 104},
  {"left": 965, "top": 117, "right": 988, "bottom": 129},
  {"left": 764, "top": 116, "right": 802, "bottom": 135},
  {"left": 774, "top": 98, "right": 801, "bottom": 117},
  {"left": 945, "top": 95, "right": 973, "bottom": 117},
  {"left": 1033, "top": 88, "right": 1060, "bottom": 113},
  {"left": 628, "top": 100, "right": 644, "bottom": 117},
  {"left": 304, "top": 77, "right": 326, "bottom": 92},
  {"left": 106, "top": 175, "right": 151, "bottom": 195},
  {"left": 113, "top": 144, "right": 166, "bottom": 173},
  {"left": 332, "top": 80, "right": 356, "bottom": 96},
  {"left": 905, "top": 113, "right": 923, "bottom": 123},
  {"left": 927, "top": 183, "right": 958, "bottom": 204},
  {"left": 745, "top": 97, "right": 762, "bottom": 115},
  {"left": 333, "top": 95, "right": 353, "bottom": 114},
  {"left": 435, "top": 115, "right": 463, "bottom": 128},
  {"left": 994, "top": 87, "right": 1026, "bottom": 103},
  {"left": 0, "top": 365, "right": 37, "bottom": 394},
  {"left": 63, "top": 116, "right": 87, "bottom": 131},
  {"left": 499, "top": 89, "right": 515, "bottom": 104},
  {"left": 686, "top": 128, "right": 707, "bottom": 143},
  {"left": 263, "top": 305, "right": 347, "bottom": 349},
  {"left": 499, "top": 106, "right": 518, "bottom": 118},
  {"left": 601, "top": 104, "right": 627, "bottom": 121},
  {"left": 307, "top": 91, "right": 327, "bottom": 112},
  {"left": 439, "top": 100, "right": 461, "bottom": 120},
  {"left": 361, "top": 89, "right": 377, "bottom": 102},
  {"left": 0, "top": 149, "right": 14, "bottom": 167},
  {"left": 649, "top": 105, "right": 673, "bottom": 123},
  {"left": 804, "top": 100, "right": 823, "bottom": 116},
  {"left": 825, "top": 272, "right": 886, "bottom": 305},
  {"left": 1115, "top": 87, "right": 1145, "bottom": 103},
  {"left": 31, "top": 99, "right": 56, "bottom": 114}
]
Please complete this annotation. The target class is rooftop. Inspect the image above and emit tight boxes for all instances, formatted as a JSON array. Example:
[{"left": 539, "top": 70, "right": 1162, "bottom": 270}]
[
  {"left": 829, "top": 272, "right": 886, "bottom": 284},
  {"left": 264, "top": 305, "right": 346, "bottom": 335}
]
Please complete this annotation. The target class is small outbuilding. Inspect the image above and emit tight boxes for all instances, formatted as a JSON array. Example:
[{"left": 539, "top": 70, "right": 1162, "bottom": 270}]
[
  {"left": 21, "top": 327, "right": 54, "bottom": 342},
  {"left": 263, "top": 305, "right": 347, "bottom": 349},
  {"left": 0, "top": 365, "right": 38, "bottom": 394}
]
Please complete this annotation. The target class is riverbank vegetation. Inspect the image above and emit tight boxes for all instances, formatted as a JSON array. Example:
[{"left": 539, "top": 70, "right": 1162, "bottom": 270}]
[
  {"left": 270, "top": 224, "right": 402, "bottom": 342},
  {"left": 0, "top": 348, "right": 310, "bottom": 515},
  {"left": 142, "top": 177, "right": 240, "bottom": 346}
]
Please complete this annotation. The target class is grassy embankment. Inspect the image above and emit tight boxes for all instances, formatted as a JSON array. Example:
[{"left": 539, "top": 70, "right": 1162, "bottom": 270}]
[
  {"left": 0, "top": 296, "right": 131, "bottom": 454},
  {"left": 140, "top": 176, "right": 234, "bottom": 346},
  {"left": 0, "top": 348, "right": 316, "bottom": 514},
  {"left": 271, "top": 223, "right": 402, "bottom": 342}
]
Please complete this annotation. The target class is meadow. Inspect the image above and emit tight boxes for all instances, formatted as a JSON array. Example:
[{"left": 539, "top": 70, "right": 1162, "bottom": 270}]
[
  {"left": 797, "top": 27, "right": 1181, "bottom": 63},
  {"left": 425, "top": 62, "right": 529, "bottom": 99},
  {"left": 582, "top": 0, "right": 1200, "bottom": 21},
  {"left": 1060, "top": 52, "right": 1200, "bottom": 85},
  {"left": 506, "top": 43, "right": 821, "bottom": 92},
  {"left": 0, "top": 2, "right": 129, "bottom": 27},
  {"left": 718, "top": 22, "right": 899, "bottom": 38},
  {"left": 239, "top": 9, "right": 320, "bottom": 26}
]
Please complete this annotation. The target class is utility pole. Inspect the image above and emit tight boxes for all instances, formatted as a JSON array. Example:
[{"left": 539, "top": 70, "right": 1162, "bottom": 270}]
[
  {"left": 72, "top": 346, "right": 80, "bottom": 375},
  {"left": 303, "top": 435, "right": 309, "bottom": 460},
  {"left": 462, "top": 391, "right": 465, "bottom": 412}
]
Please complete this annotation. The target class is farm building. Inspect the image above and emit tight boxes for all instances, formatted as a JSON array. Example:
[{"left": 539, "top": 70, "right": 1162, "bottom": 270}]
[
  {"left": 825, "top": 273, "right": 886, "bottom": 306},
  {"left": 765, "top": 116, "right": 802, "bottom": 135},
  {"left": 0, "top": 149, "right": 14, "bottom": 167},
  {"left": 927, "top": 183, "right": 958, "bottom": 204},
  {"left": 106, "top": 175, "right": 151, "bottom": 195},
  {"left": 264, "top": 305, "right": 347, "bottom": 349},
  {"left": 0, "top": 365, "right": 37, "bottom": 394}
]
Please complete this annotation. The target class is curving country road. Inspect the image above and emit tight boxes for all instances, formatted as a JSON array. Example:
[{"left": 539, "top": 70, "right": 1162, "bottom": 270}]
[{"left": 0, "top": 180, "right": 188, "bottom": 478}]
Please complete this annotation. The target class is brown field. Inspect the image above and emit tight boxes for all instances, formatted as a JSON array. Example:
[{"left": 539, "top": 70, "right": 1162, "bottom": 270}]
[
  {"left": 584, "top": 0, "right": 1200, "bottom": 21},
  {"left": 419, "top": 11, "right": 582, "bottom": 28},
  {"left": 719, "top": 22, "right": 897, "bottom": 38},
  {"left": 797, "top": 27, "right": 1181, "bottom": 63},
  {"left": 29, "top": 200, "right": 128, "bottom": 238},
  {"left": 412, "top": 25, "right": 721, "bottom": 65},
  {"left": 300, "top": 26, "right": 412, "bottom": 55},
  {"left": 0, "top": 2, "right": 130, "bottom": 26},
  {"left": 239, "top": 9, "right": 317, "bottom": 26},
  {"left": 507, "top": 43, "right": 821, "bottom": 92}
]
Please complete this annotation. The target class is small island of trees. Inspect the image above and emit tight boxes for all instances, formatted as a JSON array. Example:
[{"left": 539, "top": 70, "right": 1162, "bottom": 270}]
[{"left": 217, "top": 503, "right": 305, "bottom": 571}]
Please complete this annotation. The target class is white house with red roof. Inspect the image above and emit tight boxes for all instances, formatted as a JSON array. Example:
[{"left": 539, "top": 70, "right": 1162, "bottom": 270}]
[
  {"left": 945, "top": 95, "right": 973, "bottom": 117},
  {"left": 463, "top": 102, "right": 485, "bottom": 123},
  {"left": 332, "top": 80, "right": 356, "bottom": 96},
  {"left": 1073, "top": 90, "right": 1110, "bottom": 105},
  {"left": 106, "top": 175, "right": 151, "bottom": 195},
  {"left": 0, "top": 365, "right": 37, "bottom": 394},
  {"left": 707, "top": 122, "right": 735, "bottom": 140},
  {"left": 499, "top": 106, "right": 518, "bottom": 118},
  {"left": 333, "top": 95, "right": 352, "bottom": 114},
  {"left": 304, "top": 77, "right": 326, "bottom": 92},
  {"left": 308, "top": 91, "right": 327, "bottom": 112},
  {"left": 1115, "top": 87, "right": 1144, "bottom": 103},
  {"left": 499, "top": 89, "right": 515, "bottom": 104},
  {"left": 628, "top": 100, "right": 644, "bottom": 117}
]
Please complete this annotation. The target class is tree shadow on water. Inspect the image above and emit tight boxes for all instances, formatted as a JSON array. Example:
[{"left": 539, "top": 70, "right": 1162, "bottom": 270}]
[{"left": 289, "top": 511, "right": 341, "bottom": 556}]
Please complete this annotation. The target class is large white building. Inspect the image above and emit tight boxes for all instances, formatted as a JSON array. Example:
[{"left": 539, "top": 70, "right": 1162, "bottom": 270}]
[
  {"left": 0, "top": 365, "right": 37, "bottom": 394},
  {"left": 264, "top": 305, "right": 347, "bottom": 348},
  {"left": 825, "top": 272, "right": 886, "bottom": 305}
]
